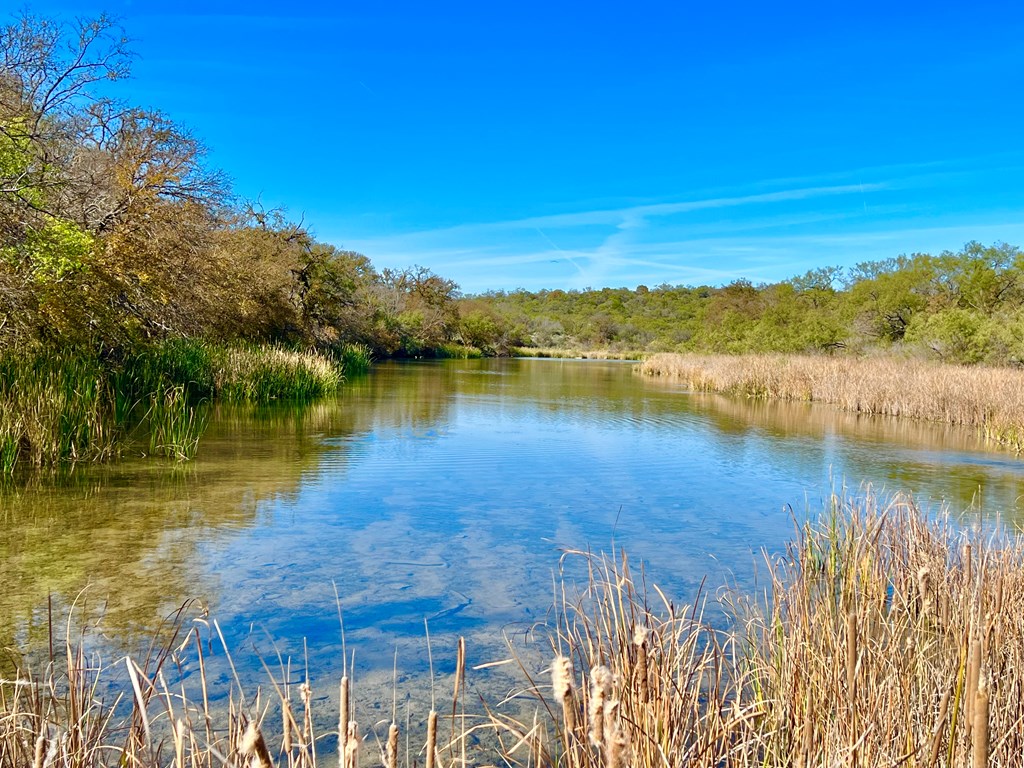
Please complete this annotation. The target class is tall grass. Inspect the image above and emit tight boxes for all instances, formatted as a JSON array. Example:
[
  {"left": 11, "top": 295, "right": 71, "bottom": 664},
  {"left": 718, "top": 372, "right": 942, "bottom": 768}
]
[
  {"left": 216, "top": 345, "right": 344, "bottom": 403},
  {"left": 334, "top": 343, "right": 373, "bottom": 376},
  {"left": 639, "top": 352, "right": 1024, "bottom": 450},
  {"left": 0, "top": 340, "right": 352, "bottom": 474},
  {"left": 0, "top": 351, "right": 119, "bottom": 473},
  {"left": 483, "top": 490, "right": 1024, "bottom": 767},
  {"left": 0, "top": 604, "right": 469, "bottom": 768},
  {"left": 4, "top": 490, "right": 1020, "bottom": 766}
]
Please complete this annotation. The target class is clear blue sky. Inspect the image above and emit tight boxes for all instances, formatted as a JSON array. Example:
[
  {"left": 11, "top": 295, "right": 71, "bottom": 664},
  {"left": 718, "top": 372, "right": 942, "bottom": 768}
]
[{"left": 19, "top": 1, "right": 1024, "bottom": 293}]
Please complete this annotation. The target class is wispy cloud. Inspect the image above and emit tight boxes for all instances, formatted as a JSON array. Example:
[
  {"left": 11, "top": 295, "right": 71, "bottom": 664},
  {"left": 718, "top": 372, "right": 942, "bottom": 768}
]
[{"left": 326, "top": 160, "right": 1024, "bottom": 293}]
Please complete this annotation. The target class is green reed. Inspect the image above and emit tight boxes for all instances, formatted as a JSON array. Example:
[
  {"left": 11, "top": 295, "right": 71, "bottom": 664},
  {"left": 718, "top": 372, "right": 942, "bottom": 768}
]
[
  {"left": 147, "top": 385, "right": 210, "bottom": 460},
  {"left": 0, "top": 340, "right": 351, "bottom": 474},
  {"left": 335, "top": 342, "right": 373, "bottom": 376}
]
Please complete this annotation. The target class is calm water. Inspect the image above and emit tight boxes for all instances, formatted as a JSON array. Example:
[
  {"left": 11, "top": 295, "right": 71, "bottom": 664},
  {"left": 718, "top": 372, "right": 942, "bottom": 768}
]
[{"left": 2, "top": 358, "right": 1023, "bottom": 697}]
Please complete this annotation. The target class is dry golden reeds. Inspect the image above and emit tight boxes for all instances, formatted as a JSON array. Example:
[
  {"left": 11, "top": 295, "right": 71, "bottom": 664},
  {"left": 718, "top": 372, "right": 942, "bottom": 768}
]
[{"left": 638, "top": 352, "right": 1024, "bottom": 450}]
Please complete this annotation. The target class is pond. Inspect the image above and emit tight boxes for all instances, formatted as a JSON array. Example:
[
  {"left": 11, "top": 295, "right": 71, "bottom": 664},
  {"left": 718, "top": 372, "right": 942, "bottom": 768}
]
[{"left": 2, "top": 358, "right": 1023, "bottom": 706}]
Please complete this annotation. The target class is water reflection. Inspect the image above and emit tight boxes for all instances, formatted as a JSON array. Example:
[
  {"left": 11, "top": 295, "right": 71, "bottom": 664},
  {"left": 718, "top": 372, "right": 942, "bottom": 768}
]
[{"left": 1, "top": 359, "right": 1023, "bottom": 695}]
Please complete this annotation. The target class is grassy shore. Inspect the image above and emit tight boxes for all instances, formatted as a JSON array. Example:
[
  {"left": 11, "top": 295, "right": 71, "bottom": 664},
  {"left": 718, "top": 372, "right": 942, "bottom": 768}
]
[
  {"left": 639, "top": 352, "right": 1024, "bottom": 451},
  {"left": 2, "top": 490, "right": 1019, "bottom": 766},
  {"left": 0, "top": 341, "right": 371, "bottom": 474},
  {"left": 517, "top": 346, "right": 646, "bottom": 360}
]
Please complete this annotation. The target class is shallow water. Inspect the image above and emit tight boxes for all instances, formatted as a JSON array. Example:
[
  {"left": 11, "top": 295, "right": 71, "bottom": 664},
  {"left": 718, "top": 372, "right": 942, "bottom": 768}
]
[{"left": 2, "top": 358, "right": 1023, "bottom": 701}]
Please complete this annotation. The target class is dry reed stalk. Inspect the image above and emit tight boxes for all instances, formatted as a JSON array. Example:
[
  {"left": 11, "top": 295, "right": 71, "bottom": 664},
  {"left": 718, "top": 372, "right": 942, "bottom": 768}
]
[
  {"left": 926, "top": 688, "right": 951, "bottom": 768},
  {"left": 638, "top": 353, "right": 1024, "bottom": 451},
  {"left": 973, "top": 677, "right": 990, "bottom": 768},
  {"left": 282, "top": 698, "right": 293, "bottom": 753}
]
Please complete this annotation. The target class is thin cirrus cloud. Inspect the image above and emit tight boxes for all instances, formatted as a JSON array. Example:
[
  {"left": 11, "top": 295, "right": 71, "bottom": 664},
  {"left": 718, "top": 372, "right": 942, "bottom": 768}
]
[{"left": 330, "top": 162, "right": 1024, "bottom": 293}]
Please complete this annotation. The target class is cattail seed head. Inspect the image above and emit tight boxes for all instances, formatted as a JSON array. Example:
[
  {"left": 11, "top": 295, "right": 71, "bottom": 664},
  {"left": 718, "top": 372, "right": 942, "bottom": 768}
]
[
  {"left": 239, "top": 722, "right": 274, "bottom": 768},
  {"left": 588, "top": 665, "right": 613, "bottom": 748},
  {"left": 552, "top": 655, "right": 573, "bottom": 705}
]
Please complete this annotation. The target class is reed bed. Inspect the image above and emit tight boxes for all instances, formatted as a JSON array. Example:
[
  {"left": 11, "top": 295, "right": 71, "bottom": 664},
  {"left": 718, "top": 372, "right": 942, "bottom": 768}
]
[
  {"left": 483, "top": 490, "right": 1024, "bottom": 767},
  {"left": 4, "top": 490, "right": 1023, "bottom": 766},
  {"left": 0, "top": 604, "right": 471, "bottom": 768},
  {"left": 639, "top": 353, "right": 1024, "bottom": 450},
  {"left": 520, "top": 347, "right": 646, "bottom": 361},
  {"left": 0, "top": 341, "right": 352, "bottom": 473}
]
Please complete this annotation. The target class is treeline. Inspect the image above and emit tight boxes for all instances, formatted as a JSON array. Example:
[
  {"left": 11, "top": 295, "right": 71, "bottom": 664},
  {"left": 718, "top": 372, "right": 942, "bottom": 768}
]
[
  {"left": 469, "top": 241, "right": 1024, "bottom": 364},
  {"left": 0, "top": 12, "right": 475, "bottom": 360}
]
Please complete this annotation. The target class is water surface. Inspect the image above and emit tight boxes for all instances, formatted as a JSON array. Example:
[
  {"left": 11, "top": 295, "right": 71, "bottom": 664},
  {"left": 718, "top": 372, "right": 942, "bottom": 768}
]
[{"left": 2, "top": 358, "right": 1022, "bottom": 697}]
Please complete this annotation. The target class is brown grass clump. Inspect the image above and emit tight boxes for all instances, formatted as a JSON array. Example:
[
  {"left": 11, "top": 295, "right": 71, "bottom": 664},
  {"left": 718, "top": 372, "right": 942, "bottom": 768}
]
[{"left": 638, "top": 352, "right": 1024, "bottom": 450}]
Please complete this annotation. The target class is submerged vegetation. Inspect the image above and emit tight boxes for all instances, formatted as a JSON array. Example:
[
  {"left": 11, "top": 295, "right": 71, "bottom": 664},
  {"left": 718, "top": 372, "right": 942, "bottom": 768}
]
[
  {"left": 639, "top": 353, "right": 1024, "bottom": 451},
  {"left": 2, "top": 490, "right": 1021, "bottom": 766}
]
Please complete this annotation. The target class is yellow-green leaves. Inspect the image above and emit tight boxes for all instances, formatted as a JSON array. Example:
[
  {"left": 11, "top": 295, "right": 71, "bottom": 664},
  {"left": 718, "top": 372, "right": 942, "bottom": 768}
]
[{"left": 2, "top": 217, "right": 94, "bottom": 282}]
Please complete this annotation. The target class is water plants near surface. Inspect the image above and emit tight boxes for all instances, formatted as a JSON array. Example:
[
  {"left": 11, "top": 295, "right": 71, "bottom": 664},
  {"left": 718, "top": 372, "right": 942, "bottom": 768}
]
[
  {"left": 2, "top": 489, "right": 1019, "bottom": 766},
  {"left": 0, "top": 340, "right": 355, "bottom": 474},
  {"left": 639, "top": 352, "right": 1024, "bottom": 451}
]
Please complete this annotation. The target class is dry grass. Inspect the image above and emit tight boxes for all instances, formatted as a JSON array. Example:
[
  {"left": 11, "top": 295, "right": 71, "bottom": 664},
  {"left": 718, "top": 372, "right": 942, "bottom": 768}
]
[
  {"left": 519, "top": 347, "right": 646, "bottom": 361},
  {"left": 5, "top": 491, "right": 1024, "bottom": 766},
  {"left": 0, "top": 603, "right": 472, "bottom": 768},
  {"left": 482, "top": 490, "right": 1024, "bottom": 767},
  {"left": 638, "top": 353, "right": 1024, "bottom": 450}
]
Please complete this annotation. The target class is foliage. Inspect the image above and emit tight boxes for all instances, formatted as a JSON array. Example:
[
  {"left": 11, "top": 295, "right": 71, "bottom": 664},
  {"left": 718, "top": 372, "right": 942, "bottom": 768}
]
[{"left": 467, "top": 242, "right": 1024, "bottom": 364}]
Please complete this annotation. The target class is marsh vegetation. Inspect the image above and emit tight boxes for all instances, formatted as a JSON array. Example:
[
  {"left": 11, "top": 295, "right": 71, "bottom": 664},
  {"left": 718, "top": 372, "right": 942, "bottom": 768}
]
[{"left": 639, "top": 353, "right": 1024, "bottom": 451}]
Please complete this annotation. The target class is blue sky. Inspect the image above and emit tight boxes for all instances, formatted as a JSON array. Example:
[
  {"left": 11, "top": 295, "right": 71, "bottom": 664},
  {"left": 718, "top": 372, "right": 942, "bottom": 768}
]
[{"left": 19, "top": 1, "right": 1024, "bottom": 292}]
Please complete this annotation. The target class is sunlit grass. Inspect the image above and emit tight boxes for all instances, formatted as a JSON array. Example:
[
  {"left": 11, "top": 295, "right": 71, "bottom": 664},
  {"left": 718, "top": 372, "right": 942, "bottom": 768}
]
[
  {"left": 639, "top": 352, "right": 1024, "bottom": 451},
  {"left": 0, "top": 340, "right": 351, "bottom": 473}
]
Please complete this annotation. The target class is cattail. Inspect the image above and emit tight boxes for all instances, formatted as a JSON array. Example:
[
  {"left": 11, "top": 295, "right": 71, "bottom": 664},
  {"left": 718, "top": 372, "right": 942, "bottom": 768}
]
[
  {"left": 917, "top": 566, "right": 933, "bottom": 617},
  {"left": 973, "top": 676, "right": 990, "bottom": 768},
  {"left": 173, "top": 718, "right": 185, "bottom": 768},
  {"left": 338, "top": 676, "right": 349, "bottom": 766},
  {"left": 588, "top": 665, "right": 613, "bottom": 748},
  {"left": 239, "top": 722, "right": 274, "bottom": 768},
  {"left": 301, "top": 681, "right": 313, "bottom": 745},
  {"left": 552, "top": 655, "right": 577, "bottom": 734},
  {"left": 32, "top": 728, "right": 46, "bottom": 768},
  {"left": 633, "top": 625, "right": 649, "bottom": 702},
  {"left": 385, "top": 722, "right": 399, "bottom": 768},
  {"left": 966, "top": 638, "right": 982, "bottom": 739},
  {"left": 344, "top": 721, "right": 360, "bottom": 768},
  {"left": 425, "top": 710, "right": 438, "bottom": 768},
  {"left": 603, "top": 698, "right": 627, "bottom": 768}
]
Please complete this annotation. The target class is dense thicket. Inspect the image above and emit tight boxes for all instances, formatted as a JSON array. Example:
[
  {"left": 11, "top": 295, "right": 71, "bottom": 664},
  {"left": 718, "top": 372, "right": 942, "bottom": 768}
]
[
  {"left": 0, "top": 12, "right": 477, "bottom": 359},
  {"left": 471, "top": 242, "right": 1024, "bottom": 364}
]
